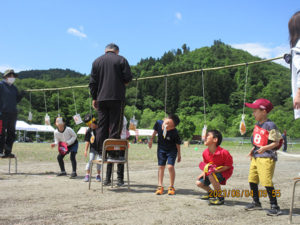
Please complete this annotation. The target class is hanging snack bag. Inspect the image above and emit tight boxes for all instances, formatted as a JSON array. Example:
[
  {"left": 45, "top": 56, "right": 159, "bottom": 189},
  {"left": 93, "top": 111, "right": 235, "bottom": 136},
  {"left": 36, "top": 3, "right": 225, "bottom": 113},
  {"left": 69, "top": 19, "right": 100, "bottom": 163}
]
[
  {"left": 73, "top": 113, "right": 83, "bottom": 125},
  {"left": 240, "top": 114, "right": 246, "bottom": 135},
  {"left": 45, "top": 113, "right": 50, "bottom": 125},
  {"left": 28, "top": 112, "right": 33, "bottom": 122},
  {"left": 201, "top": 124, "right": 207, "bottom": 141},
  {"left": 163, "top": 124, "right": 167, "bottom": 139},
  {"left": 129, "top": 116, "right": 138, "bottom": 131},
  {"left": 56, "top": 116, "right": 63, "bottom": 125}
]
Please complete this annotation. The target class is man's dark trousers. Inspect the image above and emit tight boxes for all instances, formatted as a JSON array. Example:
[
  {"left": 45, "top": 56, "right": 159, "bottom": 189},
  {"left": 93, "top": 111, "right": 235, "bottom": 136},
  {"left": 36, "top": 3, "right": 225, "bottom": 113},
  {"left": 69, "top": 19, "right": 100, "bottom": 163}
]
[
  {"left": 96, "top": 100, "right": 125, "bottom": 182},
  {"left": 0, "top": 112, "right": 17, "bottom": 154}
]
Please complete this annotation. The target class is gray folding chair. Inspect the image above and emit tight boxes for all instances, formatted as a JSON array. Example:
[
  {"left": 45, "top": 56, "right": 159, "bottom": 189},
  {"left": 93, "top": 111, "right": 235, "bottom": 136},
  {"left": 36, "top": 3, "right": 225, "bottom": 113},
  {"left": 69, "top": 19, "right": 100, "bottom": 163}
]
[
  {"left": 0, "top": 156, "right": 17, "bottom": 174},
  {"left": 88, "top": 157, "right": 102, "bottom": 190},
  {"left": 101, "top": 139, "right": 130, "bottom": 193}
]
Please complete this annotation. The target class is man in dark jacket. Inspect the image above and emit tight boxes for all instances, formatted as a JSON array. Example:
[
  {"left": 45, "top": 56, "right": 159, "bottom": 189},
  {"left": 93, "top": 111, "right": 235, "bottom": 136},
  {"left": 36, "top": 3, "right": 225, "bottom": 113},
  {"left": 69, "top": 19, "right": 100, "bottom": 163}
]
[
  {"left": 89, "top": 43, "right": 132, "bottom": 186},
  {"left": 0, "top": 69, "right": 23, "bottom": 158}
]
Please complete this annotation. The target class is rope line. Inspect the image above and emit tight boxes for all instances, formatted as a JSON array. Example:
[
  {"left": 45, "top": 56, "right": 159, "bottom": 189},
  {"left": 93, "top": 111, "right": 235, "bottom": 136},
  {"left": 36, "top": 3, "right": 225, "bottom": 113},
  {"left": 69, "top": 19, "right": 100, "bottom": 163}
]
[
  {"left": 24, "top": 56, "right": 283, "bottom": 92},
  {"left": 72, "top": 89, "right": 77, "bottom": 114}
]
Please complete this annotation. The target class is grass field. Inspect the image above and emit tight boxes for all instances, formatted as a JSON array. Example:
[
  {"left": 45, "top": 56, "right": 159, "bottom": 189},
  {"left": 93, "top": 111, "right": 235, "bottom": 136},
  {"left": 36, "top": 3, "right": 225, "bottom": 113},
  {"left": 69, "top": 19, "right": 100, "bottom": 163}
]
[{"left": 0, "top": 142, "right": 300, "bottom": 225}]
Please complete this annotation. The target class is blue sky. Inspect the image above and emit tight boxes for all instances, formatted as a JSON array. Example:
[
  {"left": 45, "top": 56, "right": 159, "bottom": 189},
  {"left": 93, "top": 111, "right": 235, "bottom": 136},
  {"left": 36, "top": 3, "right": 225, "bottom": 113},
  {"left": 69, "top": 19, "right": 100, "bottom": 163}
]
[{"left": 0, "top": 0, "right": 299, "bottom": 74}]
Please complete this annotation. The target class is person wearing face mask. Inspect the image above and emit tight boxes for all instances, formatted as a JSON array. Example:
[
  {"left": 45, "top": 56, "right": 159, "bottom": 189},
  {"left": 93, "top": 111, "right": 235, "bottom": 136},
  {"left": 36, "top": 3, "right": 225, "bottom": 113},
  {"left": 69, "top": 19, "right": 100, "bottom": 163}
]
[{"left": 0, "top": 69, "right": 23, "bottom": 158}]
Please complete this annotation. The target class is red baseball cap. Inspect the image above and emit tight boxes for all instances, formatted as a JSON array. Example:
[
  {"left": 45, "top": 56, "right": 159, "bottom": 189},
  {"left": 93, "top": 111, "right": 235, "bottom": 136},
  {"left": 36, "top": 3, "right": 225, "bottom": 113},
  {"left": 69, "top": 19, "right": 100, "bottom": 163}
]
[{"left": 245, "top": 98, "right": 273, "bottom": 113}]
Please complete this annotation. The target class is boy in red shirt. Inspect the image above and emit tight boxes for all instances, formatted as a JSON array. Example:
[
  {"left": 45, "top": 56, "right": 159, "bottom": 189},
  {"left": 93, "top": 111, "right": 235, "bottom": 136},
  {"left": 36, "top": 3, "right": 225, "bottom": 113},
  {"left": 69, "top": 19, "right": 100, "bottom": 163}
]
[{"left": 196, "top": 129, "right": 233, "bottom": 205}]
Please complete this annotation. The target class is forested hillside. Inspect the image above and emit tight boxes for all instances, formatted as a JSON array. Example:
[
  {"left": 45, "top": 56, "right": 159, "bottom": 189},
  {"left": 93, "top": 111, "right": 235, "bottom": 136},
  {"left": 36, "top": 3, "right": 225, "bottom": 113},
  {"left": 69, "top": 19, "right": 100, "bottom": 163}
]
[{"left": 12, "top": 40, "right": 298, "bottom": 139}]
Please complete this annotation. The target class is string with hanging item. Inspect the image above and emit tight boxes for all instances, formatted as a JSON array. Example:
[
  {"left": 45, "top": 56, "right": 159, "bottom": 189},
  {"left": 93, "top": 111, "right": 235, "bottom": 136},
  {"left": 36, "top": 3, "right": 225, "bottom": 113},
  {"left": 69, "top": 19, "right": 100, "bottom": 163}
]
[
  {"left": 129, "top": 78, "right": 139, "bottom": 131},
  {"left": 88, "top": 90, "right": 92, "bottom": 115},
  {"left": 240, "top": 64, "right": 249, "bottom": 136},
  {"left": 57, "top": 90, "right": 61, "bottom": 117},
  {"left": 28, "top": 92, "right": 33, "bottom": 122},
  {"left": 44, "top": 92, "right": 50, "bottom": 125},
  {"left": 162, "top": 75, "right": 168, "bottom": 138},
  {"left": 201, "top": 69, "right": 207, "bottom": 141},
  {"left": 72, "top": 89, "right": 83, "bottom": 125}
]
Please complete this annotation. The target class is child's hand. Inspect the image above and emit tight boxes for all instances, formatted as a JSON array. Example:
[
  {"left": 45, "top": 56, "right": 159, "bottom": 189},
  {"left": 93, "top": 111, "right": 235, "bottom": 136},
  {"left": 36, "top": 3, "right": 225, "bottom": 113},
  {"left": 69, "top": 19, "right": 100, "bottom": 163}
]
[
  {"left": 177, "top": 154, "right": 181, "bottom": 163},
  {"left": 247, "top": 146, "right": 255, "bottom": 158},
  {"left": 148, "top": 140, "right": 152, "bottom": 149},
  {"left": 257, "top": 147, "right": 266, "bottom": 154},
  {"left": 247, "top": 152, "right": 252, "bottom": 160},
  {"left": 50, "top": 143, "right": 56, "bottom": 148},
  {"left": 197, "top": 172, "right": 205, "bottom": 180},
  {"left": 84, "top": 150, "right": 87, "bottom": 157}
]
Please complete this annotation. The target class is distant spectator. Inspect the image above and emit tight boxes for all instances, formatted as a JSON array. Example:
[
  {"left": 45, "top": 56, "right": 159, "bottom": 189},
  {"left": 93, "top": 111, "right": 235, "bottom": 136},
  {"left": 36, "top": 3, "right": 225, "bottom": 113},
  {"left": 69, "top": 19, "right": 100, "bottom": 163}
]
[{"left": 282, "top": 130, "right": 287, "bottom": 152}]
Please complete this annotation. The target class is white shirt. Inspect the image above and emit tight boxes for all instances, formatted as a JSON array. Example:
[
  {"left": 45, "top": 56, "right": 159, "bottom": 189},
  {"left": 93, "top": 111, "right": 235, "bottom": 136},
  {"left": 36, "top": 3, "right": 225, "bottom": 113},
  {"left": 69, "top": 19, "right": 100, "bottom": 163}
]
[
  {"left": 291, "top": 39, "right": 300, "bottom": 119},
  {"left": 54, "top": 126, "right": 77, "bottom": 146}
]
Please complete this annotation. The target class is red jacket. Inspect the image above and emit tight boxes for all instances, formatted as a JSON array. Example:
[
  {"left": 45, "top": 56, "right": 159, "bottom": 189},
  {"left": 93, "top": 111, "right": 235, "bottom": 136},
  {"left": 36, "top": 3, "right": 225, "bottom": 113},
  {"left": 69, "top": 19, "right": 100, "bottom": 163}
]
[{"left": 202, "top": 146, "right": 233, "bottom": 184}]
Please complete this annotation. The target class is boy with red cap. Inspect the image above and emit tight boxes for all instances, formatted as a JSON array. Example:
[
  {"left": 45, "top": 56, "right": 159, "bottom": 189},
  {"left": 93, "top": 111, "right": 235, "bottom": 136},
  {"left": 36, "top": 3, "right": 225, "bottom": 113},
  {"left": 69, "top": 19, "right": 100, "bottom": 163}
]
[{"left": 244, "top": 98, "right": 282, "bottom": 216}]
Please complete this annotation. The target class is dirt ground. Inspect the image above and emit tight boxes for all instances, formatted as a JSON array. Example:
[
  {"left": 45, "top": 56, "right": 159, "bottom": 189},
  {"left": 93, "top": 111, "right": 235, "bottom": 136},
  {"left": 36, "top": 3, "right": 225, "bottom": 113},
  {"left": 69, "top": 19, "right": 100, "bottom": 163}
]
[{"left": 0, "top": 143, "right": 300, "bottom": 225}]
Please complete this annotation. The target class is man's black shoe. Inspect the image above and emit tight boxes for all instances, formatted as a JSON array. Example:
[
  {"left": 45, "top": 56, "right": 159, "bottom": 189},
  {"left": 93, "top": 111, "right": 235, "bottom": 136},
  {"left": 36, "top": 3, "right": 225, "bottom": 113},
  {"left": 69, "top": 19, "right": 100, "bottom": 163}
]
[
  {"left": 57, "top": 171, "right": 67, "bottom": 176},
  {"left": 2, "top": 153, "right": 15, "bottom": 158},
  {"left": 69, "top": 172, "right": 77, "bottom": 179},
  {"left": 117, "top": 180, "right": 124, "bottom": 187},
  {"left": 104, "top": 180, "right": 111, "bottom": 186}
]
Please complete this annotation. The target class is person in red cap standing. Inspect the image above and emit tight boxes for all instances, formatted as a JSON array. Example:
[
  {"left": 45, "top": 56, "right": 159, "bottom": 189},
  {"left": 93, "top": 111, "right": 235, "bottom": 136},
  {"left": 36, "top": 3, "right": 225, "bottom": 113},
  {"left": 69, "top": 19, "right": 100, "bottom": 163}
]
[{"left": 244, "top": 98, "right": 283, "bottom": 216}]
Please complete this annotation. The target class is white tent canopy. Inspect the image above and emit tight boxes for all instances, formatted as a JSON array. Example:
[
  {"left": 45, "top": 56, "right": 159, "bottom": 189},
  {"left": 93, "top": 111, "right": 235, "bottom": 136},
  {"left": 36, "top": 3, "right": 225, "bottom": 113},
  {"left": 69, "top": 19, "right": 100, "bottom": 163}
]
[
  {"left": 77, "top": 127, "right": 154, "bottom": 136},
  {"left": 31, "top": 124, "right": 55, "bottom": 132},
  {"left": 129, "top": 129, "right": 154, "bottom": 136},
  {"left": 16, "top": 121, "right": 38, "bottom": 132},
  {"left": 16, "top": 121, "right": 55, "bottom": 133}
]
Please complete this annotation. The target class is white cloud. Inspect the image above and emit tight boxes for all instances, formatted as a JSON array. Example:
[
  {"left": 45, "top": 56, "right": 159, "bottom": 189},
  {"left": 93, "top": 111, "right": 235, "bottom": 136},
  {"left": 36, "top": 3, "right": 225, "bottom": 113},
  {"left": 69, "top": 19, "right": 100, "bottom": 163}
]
[
  {"left": 231, "top": 42, "right": 290, "bottom": 68},
  {"left": 67, "top": 27, "right": 87, "bottom": 39},
  {"left": 175, "top": 12, "right": 182, "bottom": 20}
]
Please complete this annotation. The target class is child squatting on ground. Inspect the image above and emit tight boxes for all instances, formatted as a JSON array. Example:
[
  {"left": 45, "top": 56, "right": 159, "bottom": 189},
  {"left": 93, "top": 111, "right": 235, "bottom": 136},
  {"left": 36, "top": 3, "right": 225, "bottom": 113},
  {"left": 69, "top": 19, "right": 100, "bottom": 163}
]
[
  {"left": 244, "top": 98, "right": 282, "bottom": 216},
  {"left": 196, "top": 129, "right": 234, "bottom": 205},
  {"left": 83, "top": 114, "right": 101, "bottom": 182},
  {"left": 50, "top": 117, "right": 79, "bottom": 178},
  {"left": 148, "top": 114, "right": 181, "bottom": 195}
]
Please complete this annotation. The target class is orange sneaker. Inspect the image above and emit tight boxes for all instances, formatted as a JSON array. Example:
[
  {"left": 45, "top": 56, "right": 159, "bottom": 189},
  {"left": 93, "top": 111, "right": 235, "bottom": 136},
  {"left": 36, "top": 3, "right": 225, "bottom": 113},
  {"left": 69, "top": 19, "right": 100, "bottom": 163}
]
[
  {"left": 155, "top": 186, "right": 164, "bottom": 195},
  {"left": 168, "top": 186, "right": 175, "bottom": 195}
]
